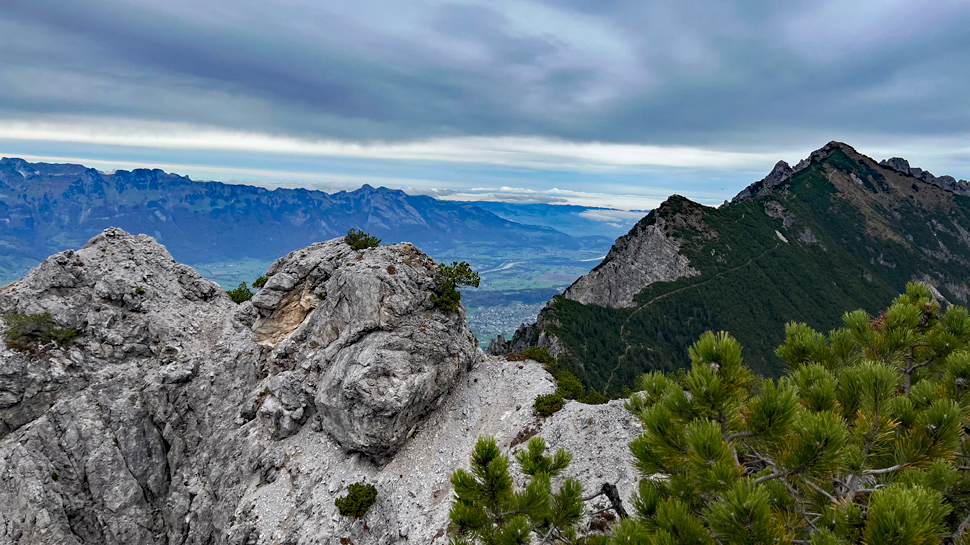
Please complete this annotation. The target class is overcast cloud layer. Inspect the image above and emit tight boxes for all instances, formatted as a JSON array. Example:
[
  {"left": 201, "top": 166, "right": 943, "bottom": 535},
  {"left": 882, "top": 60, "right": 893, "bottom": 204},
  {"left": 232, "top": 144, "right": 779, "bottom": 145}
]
[{"left": 0, "top": 0, "right": 968, "bottom": 209}]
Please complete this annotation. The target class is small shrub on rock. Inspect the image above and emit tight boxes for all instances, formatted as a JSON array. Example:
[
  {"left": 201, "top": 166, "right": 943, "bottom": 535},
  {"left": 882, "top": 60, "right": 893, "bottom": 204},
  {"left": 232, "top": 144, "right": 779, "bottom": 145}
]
[
  {"left": 226, "top": 282, "right": 253, "bottom": 303},
  {"left": 517, "top": 347, "right": 592, "bottom": 401},
  {"left": 534, "top": 392, "right": 564, "bottom": 417},
  {"left": 520, "top": 346, "right": 556, "bottom": 366},
  {"left": 431, "top": 261, "right": 480, "bottom": 313},
  {"left": 555, "top": 369, "right": 585, "bottom": 400},
  {"left": 335, "top": 481, "right": 378, "bottom": 518},
  {"left": 2, "top": 312, "right": 79, "bottom": 351},
  {"left": 345, "top": 228, "right": 381, "bottom": 250},
  {"left": 252, "top": 276, "right": 268, "bottom": 289}
]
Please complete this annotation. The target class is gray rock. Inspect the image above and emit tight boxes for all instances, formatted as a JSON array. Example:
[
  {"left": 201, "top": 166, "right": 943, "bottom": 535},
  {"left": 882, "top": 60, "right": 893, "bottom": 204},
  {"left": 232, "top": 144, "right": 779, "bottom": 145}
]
[
  {"left": 563, "top": 210, "right": 699, "bottom": 309},
  {"left": 257, "top": 372, "right": 311, "bottom": 440},
  {"left": 880, "top": 157, "right": 970, "bottom": 196},
  {"left": 487, "top": 322, "right": 536, "bottom": 355},
  {"left": 879, "top": 157, "right": 912, "bottom": 173},
  {"left": 0, "top": 229, "right": 639, "bottom": 545},
  {"left": 730, "top": 160, "right": 793, "bottom": 204},
  {"left": 249, "top": 240, "right": 477, "bottom": 461},
  {"left": 764, "top": 200, "right": 796, "bottom": 229}
]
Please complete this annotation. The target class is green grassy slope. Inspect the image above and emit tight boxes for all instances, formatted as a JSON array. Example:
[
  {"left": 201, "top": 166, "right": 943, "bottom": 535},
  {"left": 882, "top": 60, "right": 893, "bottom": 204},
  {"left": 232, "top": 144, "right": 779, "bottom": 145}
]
[{"left": 536, "top": 143, "right": 970, "bottom": 397}]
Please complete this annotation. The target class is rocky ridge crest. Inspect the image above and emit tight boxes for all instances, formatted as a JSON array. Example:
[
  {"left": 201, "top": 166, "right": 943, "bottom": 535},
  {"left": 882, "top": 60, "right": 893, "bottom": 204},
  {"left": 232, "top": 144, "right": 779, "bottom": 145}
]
[
  {"left": 0, "top": 229, "right": 640, "bottom": 544},
  {"left": 878, "top": 156, "right": 970, "bottom": 196},
  {"left": 503, "top": 141, "right": 970, "bottom": 392}
]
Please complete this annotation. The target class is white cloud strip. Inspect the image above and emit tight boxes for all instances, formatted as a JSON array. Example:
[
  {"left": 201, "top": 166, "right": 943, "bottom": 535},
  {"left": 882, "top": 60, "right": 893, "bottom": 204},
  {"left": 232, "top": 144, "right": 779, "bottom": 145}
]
[
  {"left": 417, "top": 186, "right": 691, "bottom": 210},
  {"left": 0, "top": 117, "right": 785, "bottom": 170}
]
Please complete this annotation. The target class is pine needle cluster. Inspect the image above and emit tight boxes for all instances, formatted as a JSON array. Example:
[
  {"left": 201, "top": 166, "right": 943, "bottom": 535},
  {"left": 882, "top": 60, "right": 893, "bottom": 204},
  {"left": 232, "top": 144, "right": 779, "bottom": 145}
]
[{"left": 449, "top": 436, "right": 593, "bottom": 544}]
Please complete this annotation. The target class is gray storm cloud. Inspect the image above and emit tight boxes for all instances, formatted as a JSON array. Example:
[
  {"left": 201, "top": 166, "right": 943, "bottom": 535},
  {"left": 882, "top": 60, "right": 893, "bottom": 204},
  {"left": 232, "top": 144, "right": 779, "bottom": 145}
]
[{"left": 1, "top": 0, "right": 968, "bottom": 148}]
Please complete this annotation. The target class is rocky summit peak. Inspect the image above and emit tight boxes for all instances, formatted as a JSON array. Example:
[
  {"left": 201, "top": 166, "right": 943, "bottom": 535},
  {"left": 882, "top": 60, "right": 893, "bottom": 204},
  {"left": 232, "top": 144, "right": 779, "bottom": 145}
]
[
  {"left": 730, "top": 142, "right": 852, "bottom": 204},
  {"left": 562, "top": 198, "right": 700, "bottom": 309},
  {"left": 729, "top": 158, "right": 795, "bottom": 205},
  {"left": 880, "top": 157, "right": 912, "bottom": 172},
  {"left": 730, "top": 140, "right": 970, "bottom": 205},
  {"left": 0, "top": 228, "right": 641, "bottom": 544},
  {"left": 823, "top": 140, "right": 858, "bottom": 153}
]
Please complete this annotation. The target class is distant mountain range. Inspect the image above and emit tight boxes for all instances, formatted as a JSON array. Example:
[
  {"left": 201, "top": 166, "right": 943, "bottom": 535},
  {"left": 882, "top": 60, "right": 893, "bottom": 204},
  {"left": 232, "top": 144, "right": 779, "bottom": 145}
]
[
  {"left": 0, "top": 158, "right": 613, "bottom": 284},
  {"left": 455, "top": 201, "right": 644, "bottom": 239},
  {"left": 509, "top": 142, "right": 970, "bottom": 396}
]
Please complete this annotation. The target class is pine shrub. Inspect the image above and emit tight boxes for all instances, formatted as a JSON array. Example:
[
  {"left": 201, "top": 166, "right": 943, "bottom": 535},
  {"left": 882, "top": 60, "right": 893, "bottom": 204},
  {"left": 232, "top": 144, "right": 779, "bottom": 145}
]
[
  {"left": 334, "top": 481, "right": 377, "bottom": 519},
  {"left": 618, "top": 282, "right": 970, "bottom": 544},
  {"left": 345, "top": 228, "right": 381, "bottom": 250},
  {"left": 226, "top": 282, "right": 253, "bottom": 303},
  {"left": 534, "top": 392, "right": 564, "bottom": 417},
  {"left": 431, "top": 261, "right": 480, "bottom": 313},
  {"left": 555, "top": 369, "right": 585, "bottom": 400},
  {"left": 449, "top": 436, "right": 589, "bottom": 543},
  {"left": 521, "top": 346, "right": 557, "bottom": 366}
]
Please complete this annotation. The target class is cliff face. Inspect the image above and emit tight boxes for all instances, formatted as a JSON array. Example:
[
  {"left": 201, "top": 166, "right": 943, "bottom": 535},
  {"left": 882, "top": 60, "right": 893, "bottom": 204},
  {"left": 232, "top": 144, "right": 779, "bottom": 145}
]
[
  {"left": 0, "top": 229, "right": 640, "bottom": 544},
  {"left": 561, "top": 205, "right": 700, "bottom": 308},
  {"left": 518, "top": 142, "right": 970, "bottom": 395}
]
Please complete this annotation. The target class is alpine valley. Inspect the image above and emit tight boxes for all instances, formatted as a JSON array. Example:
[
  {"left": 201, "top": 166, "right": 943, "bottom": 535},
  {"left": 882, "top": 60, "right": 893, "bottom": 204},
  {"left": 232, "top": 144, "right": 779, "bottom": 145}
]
[{"left": 0, "top": 158, "right": 631, "bottom": 346}]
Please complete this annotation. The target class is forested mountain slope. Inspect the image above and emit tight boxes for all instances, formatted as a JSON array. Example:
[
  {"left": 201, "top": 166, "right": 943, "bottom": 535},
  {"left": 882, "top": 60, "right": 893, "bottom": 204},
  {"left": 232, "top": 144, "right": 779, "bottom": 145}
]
[{"left": 517, "top": 142, "right": 970, "bottom": 396}]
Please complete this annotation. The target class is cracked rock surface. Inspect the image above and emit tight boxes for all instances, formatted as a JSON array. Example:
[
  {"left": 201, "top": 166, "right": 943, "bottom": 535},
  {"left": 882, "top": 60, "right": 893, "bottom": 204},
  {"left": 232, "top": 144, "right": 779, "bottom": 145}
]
[
  {"left": 563, "top": 213, "right": 699, "bottom": 308},
  {"left": 0, "top": 228, "right": 641, "bottom": 544}
]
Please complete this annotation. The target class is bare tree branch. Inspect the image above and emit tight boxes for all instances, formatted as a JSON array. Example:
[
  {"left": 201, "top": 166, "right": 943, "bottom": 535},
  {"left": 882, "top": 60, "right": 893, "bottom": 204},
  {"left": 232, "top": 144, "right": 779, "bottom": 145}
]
[{"left": 862, "top": 463, "right": 908, "bottom": 476}]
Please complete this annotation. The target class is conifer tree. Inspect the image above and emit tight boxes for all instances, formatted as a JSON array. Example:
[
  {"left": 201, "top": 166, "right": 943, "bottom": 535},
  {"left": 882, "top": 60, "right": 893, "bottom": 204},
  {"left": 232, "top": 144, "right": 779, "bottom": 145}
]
[
  {"left": 619, "top": 282, "right": 970, "bottom": 545},
  {"left": 451, "top": 283, "right": 970, "bottom": 544},
  {"left": 449, "top": 436, "right": 592, "bottom": 544}
]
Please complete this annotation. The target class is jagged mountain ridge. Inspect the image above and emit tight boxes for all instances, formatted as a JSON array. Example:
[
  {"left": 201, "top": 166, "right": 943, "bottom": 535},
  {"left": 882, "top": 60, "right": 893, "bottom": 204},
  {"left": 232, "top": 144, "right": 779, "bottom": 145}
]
[
  {"left": 514, "top": 142, "right": 970, "bottom": 396},
  {"left": 0, "top": 157, "right": 606, "bottom": 282}
]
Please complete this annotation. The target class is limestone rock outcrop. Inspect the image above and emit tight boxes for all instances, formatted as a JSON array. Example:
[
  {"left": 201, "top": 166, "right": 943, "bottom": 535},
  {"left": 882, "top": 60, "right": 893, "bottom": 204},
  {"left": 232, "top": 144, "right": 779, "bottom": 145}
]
[
  {"left": 486, "top": 322, "right": 535, "bottom": 355},
  {"left": 879, "top": 156, "right": 970, "bottom": 196},
  {"left": 248, "top": 238, "right": 478, "bottom": 460},
  {"left": 562, "top": 199, "right": 700, "bottom": 309},
  {"left": 729, "top": 160, "right": 794, "bottom": 204},
  {"left": 0, "top": 228, "right": 641, "bottom": 545}
]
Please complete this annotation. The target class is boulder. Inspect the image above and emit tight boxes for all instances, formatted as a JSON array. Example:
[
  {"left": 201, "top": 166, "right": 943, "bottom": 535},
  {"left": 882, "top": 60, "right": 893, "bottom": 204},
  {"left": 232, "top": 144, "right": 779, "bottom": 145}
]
[{"left": 248, "top": 239, "right": 478, "bottom": 461}]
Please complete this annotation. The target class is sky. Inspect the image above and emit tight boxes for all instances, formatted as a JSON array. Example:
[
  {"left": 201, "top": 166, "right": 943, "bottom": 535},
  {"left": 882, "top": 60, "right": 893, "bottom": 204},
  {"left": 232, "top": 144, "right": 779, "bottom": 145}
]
[{"left": 0, "top": 0, "right": 968, "bottom": 210}]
